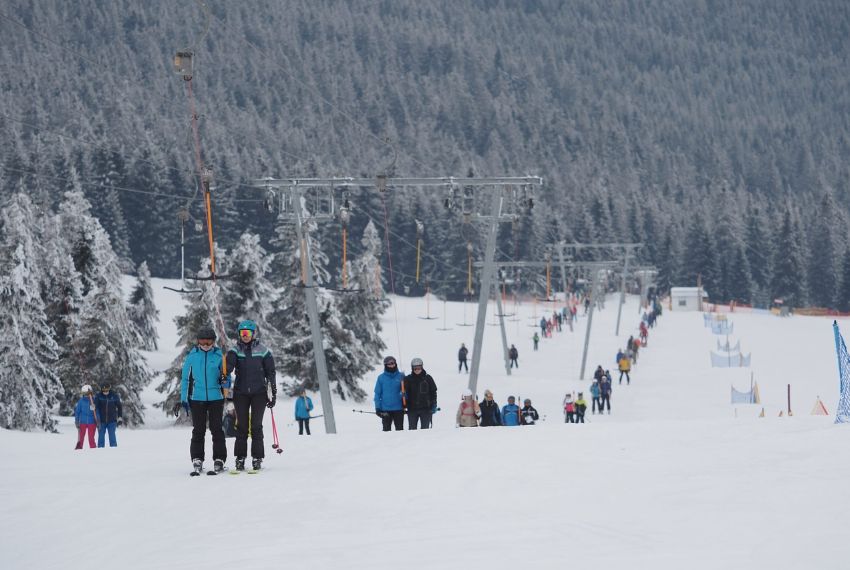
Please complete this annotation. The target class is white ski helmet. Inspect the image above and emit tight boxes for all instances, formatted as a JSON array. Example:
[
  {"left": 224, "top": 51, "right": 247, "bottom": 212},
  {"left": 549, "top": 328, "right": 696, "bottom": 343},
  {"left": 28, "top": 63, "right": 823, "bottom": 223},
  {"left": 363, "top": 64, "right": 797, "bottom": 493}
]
[
  {"left": 80, "top": 384, "right": 92, "bottom": 394},
  {"left": 411, "top": 357, "right": 424, "bottom": 368},
  {"left": 462, "top": 388, "right": 473, "bottom": 398}
]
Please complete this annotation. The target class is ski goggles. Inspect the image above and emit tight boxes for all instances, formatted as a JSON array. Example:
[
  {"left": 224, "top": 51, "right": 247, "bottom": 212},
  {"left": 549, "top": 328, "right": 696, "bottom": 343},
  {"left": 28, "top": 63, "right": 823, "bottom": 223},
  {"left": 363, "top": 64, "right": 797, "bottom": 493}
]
[
  {"left": 197, "top": 339, "right": 214, "bottom": 347},
  {"left": 239, "top": 329, "right": 254, "bottom": 340}
]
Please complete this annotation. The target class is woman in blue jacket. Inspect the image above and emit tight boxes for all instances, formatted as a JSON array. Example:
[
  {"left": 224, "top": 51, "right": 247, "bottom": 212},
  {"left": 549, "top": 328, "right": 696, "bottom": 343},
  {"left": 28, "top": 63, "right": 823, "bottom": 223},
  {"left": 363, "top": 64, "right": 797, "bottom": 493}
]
[
  {"left": 374, "top": 355, "right": 405, "bottom": 431},
  {"left": 294, "top": 390, "right": 314, "bottom": 435},
  {"left": 181, "top": 328, "right": 227, "bottom": 475}
]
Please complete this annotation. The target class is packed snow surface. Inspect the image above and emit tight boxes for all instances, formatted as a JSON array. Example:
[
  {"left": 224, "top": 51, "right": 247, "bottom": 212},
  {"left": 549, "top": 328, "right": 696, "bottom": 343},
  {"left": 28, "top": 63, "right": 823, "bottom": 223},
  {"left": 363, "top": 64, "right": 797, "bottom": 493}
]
[{"left": 2, "top": 279, "right": 849, "bottom": 569}]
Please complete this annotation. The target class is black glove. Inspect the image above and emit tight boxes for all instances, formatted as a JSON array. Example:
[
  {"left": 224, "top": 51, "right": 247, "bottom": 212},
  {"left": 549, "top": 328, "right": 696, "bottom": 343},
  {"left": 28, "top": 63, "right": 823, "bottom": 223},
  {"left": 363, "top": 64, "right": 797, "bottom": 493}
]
[
  {"left": 117, "top": 418, "right": 123, "bottom": 427},
  {"left": 266, "top": 395, "right": 276, "bottom": 409},
  {"left": 375, "top": 409, "right": 385, "bottom": 417}
]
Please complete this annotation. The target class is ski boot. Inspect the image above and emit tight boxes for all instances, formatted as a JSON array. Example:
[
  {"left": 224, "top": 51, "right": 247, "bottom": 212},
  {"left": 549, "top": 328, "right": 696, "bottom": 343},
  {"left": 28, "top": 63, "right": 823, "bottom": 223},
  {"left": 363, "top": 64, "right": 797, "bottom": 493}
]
[
  {"left": 234, "top": 457, "right": 246, "bottom": 471},
  {"left": 190, "top": 458, "right": 203, "bottom": 477},
  {"left": 207, "top": 459, "right": 225, "bottom": 476},
  {"left": 251, "top": 458, "right": 262, "bottom": 472}
]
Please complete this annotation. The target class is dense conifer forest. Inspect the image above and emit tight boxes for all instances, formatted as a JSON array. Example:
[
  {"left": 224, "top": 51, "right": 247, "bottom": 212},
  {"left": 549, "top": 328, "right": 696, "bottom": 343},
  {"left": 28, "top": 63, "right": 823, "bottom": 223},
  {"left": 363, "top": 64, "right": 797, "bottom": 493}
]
[{"left": 3, "top": 0, "right": 850, "bottom": 308}]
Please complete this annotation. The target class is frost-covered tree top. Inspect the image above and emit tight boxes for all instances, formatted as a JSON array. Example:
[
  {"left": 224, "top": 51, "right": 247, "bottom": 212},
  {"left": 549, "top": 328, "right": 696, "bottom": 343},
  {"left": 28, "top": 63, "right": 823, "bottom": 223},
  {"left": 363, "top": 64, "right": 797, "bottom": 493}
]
[{"left": 0, "top": 194, "right": 62, "bottom": 431}]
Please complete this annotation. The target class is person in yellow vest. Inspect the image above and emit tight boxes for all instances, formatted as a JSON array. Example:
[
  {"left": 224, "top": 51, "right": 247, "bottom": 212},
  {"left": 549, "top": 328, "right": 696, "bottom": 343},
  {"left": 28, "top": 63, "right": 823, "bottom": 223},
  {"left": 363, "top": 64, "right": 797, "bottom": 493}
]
[
  {"left": 618, "top": 354, "right": 631, "bottom": 385},
  {"left": 574, "top": 392, "right": 588, "bottom": 423}
]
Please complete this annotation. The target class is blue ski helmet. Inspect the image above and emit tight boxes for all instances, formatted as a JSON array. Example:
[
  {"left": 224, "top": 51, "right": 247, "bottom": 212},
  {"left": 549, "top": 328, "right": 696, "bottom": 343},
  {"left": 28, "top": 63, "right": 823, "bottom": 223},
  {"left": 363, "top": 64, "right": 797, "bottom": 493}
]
[{"left": 237, "top": 320, "right": 257, "bottom": 333}]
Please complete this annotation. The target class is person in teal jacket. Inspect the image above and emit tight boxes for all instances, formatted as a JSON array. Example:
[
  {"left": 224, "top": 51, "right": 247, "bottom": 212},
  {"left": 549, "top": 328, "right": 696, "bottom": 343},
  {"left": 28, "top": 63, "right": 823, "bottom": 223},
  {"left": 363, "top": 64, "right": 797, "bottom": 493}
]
[
  {"left": 502, "top": 396, "right": 521, "bottom": 426},
  {"left": 181, "top": 327, "right": 228, "bottom": 475},
  {"left": 294, "top": 390, "right": 314, "bottom": 435}
]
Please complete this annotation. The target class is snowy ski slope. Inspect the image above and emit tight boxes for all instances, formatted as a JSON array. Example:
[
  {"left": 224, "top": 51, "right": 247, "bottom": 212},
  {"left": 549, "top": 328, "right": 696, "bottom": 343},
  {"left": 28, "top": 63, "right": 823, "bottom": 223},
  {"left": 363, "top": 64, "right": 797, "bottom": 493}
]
[{"left": 1, "top": 278, "right": 849, "bottom": 569}]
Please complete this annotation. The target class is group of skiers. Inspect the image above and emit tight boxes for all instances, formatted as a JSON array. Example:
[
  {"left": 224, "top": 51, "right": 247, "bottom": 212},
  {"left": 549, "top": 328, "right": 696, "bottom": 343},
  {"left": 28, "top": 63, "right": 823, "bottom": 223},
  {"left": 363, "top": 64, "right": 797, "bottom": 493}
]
[
  {"left": 457, "top": 389, "right": 540, "bottom": 427},
  {"left": 177, "top": 320, "right": 278, "bottom": 475},
  {"left": 73, "top": 383, "right": 123, "bottom": 449}
]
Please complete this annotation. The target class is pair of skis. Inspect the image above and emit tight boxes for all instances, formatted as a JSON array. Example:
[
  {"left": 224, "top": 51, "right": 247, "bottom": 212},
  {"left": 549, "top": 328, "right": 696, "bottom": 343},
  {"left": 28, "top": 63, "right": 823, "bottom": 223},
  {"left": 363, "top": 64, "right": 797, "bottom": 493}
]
[{"left": 189, "top": 407, "right": 281, "bottom": 476}]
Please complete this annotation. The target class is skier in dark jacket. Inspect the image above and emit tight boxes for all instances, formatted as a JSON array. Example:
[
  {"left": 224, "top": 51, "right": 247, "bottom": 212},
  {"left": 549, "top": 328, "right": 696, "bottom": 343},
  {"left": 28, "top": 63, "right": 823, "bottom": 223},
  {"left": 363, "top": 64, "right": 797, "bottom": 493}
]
[
  {"left": 479, "top": 389, "right": 502, "bottom": 426},
  {"left": 599, "top": 376, "right": 612, "bottom": 414},
  {"left": 458, "top": 343, "right": 469, "bottom": 373},
  {"left": 374, "top": 355, "right": 405, "bottom": 431},
  {"left": 95, "top": 383, "right": 122, "bottom": 447},
  {"left": 404, "top": 357, "right": 438, "bottom": 429},
  {"left": 225, "top": 320, "right": 276, "bottom": 472},
  {"left": 520, "top": 399, "right": 540, "bottom": 425},
  {"left": 508, "top": 344, "right": 519, "bottom": 368},
  {"left": 181, "top": 327, "right": 227, "bottom": 475}
]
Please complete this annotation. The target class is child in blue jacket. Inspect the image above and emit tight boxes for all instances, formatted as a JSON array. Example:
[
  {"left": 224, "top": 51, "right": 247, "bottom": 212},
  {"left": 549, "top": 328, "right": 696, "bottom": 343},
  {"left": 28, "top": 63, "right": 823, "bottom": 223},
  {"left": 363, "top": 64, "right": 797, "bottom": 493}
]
[
  {"left": 74, "top": 385, "right": 97, "bottom": 449},
  {"left": 294, "top": 390, "right": 314, "bottom": 435}
]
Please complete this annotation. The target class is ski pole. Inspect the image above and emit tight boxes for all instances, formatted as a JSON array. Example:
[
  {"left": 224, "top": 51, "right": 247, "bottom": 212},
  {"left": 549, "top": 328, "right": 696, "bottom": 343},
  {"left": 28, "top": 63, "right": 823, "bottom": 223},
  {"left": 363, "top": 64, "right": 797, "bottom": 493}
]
[
  {"left": 269, "top": 409, "right": 282, "bottom": 454},
  {"left": 352, "top": 409, "right": 378, "bottom": 415}
]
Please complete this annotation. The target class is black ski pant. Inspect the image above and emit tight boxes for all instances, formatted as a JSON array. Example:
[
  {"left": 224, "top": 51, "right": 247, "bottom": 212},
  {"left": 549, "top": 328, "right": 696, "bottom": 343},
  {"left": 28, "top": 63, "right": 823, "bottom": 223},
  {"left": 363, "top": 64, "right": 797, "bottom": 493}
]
[
  {"left": 297, "top": 418, "right": 311, "bottom": 435},
  {"left": 564, "top": 412, "right": 575, "bottom": 423},
  {"left": 233, "top": 392, "right": 267, "bottom": 459},
  {"left": 592, "top": 397, "right": 601, "bottom": 413},
  {"left": 408, "top": 409, "right": 433, "bottom": 430},
  {"left": 190, "top": 399, "right": 226, "bottom": 462},
  {"left": 510, "top": 358, "right": 518, "bottom": 368},
  {"left": 600, "top": 394, "right": 611, "bottom": 413},
  {"left": 576, "top": 411, "right": 585, "bottom": 423},
  {"left": 459, "top": 359, "right": 468, "bottom": 372},
  {"left": 619, "top": 371, "right": 630, "bottom": 385},
  {"left": 381, "top": 410, "right": 405, "bottom": 431}
]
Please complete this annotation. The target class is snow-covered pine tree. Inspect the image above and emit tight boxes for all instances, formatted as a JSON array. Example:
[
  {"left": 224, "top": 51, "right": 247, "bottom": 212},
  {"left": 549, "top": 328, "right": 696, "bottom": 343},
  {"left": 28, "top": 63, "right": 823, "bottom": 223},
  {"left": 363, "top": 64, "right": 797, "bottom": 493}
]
[
  {"left": 682, "top": 212, "right": 720, "bottom": 298},
  {"left": 128, "top": 261, "right": 160, "bottom": 351},
  {"left": 771, "top": 204, "right": 809, "bottom": 308},
  {"left": 807, "top": 191, "right": 841, "bottom": 309},
  {"left": 744, "top": 202, "right": 773, "bottom": 308},
  {"left": 216, "top": 232, "right": 279, "bottom": 343},
  {"left": 268, "top": 214, "right": 368, "bottom": 400},
  {"left": 838, "top": 248, "right": 850, "bottom": 313},
  {"left": 334, "top": 220, "right": 389, "bottom": 386},
  {"left": 56, "top": 191, "right": 148, "bottom": 426},
  {"left": 0, "top": 194, "right": 63, "bottom": 431}
]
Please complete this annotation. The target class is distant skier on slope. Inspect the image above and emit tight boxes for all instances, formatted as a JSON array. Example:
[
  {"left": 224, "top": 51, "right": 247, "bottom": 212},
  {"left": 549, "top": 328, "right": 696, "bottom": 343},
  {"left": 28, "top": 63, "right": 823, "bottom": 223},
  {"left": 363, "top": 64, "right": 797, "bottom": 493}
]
[
  {"left": 458, "top": 343, "right": 469, "bottom": 373},
  {"left": 575, "top": 393, "right": 587, "bottom": 423},
  {"left": 181, "top": 327, "right": 227, "bottom": 476}
]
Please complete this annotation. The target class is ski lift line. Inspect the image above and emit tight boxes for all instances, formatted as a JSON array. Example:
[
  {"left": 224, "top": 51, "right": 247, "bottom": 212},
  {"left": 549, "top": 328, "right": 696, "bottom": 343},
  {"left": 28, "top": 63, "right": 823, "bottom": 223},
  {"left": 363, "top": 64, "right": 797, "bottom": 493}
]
[{"left": 0, "top": 164, "right": 201, "bottom": 201}]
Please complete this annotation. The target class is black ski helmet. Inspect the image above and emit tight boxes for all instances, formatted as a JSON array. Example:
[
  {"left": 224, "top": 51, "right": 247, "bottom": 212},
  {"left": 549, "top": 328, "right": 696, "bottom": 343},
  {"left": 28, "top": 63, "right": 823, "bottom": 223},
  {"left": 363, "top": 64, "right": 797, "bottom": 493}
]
[{"left": 197, "top": 328, "right": 216, "bottom": 341}]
